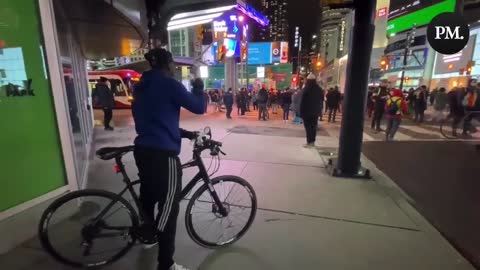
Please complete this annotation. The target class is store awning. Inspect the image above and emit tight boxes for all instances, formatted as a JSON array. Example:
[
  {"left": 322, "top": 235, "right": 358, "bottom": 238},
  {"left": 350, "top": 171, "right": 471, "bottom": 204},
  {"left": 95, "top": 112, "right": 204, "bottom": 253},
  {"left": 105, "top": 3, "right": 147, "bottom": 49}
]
[
  {"left": 106, "top": 57, "right": 200, "bottom": 73},
  {"left": 161, "top": 0, "right": 269, "bottom": 30},
  {"left": 54, "top": 0, "right": 147, "bottom": 59}
]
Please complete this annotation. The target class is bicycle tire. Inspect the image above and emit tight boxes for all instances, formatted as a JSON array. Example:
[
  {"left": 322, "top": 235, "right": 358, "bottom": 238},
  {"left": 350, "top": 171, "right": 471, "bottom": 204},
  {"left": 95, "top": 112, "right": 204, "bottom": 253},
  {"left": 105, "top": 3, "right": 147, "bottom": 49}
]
[
  {"left": 185, "top": 175, "right": 257, "bottom": 248},
  {"left": 440, "top": 116, "right": 463, "bottom": 139},
  {"left": 38, "top": 189, "right": 139, "bottom": 268}
]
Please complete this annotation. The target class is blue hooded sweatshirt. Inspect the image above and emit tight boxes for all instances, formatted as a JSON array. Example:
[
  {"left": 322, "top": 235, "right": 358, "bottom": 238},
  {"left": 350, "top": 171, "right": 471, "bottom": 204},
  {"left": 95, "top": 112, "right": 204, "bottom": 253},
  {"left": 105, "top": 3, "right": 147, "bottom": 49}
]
[{"left": 132, "top": 70, "right": 204, "bottom": 154}]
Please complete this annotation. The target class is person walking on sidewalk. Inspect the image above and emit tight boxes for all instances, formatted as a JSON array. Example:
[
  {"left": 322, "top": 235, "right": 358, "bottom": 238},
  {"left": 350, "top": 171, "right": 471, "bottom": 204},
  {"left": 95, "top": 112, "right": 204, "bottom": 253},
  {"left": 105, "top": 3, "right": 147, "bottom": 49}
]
[
  {"left": 406, "top": 87, "right": 416, "bottom": 116},
  {"left": 414, "top": 85, "right": 428, "bottom": 123},
  {"left": 385, "top": 89, "right": 408, "bottom": 141},
  {"left": 300, "top": 73, "right": 323, "bottom": 148},
  {"left": 292, "top": 89, "right": 302, "bottom": 124},
  {"left": 371, "top": 86, "right": 388, "bottom": 132},
  {"left": 281, "top": 88, "right": 293, "bottom": 122},
  {"left": 252, "top": 90, "right": 258, "bottom": 111},
  {"left": 461, "top": 78, "right": 480, "bottom": 137},
  {"left": 430, "top": 88, "right": 438, "bottom": 106},
  {"left": 367, "top": 87, "right": 375, "bottom": 118},
  {"left": 240, "top": 89, "right": 247, "bottom": 115},
  {"left": 92, "top": 76, "right": 115, "bottom": 131},
  {"left": 132, "top": 48, "right": 204, "bottom": 270},
  {"left": 257, "top": 86, "right": 268, "bottom": 120},
  {"left": 447, "top": 86, "right": 466, "bottom": 137},
  {"left": 246, "top": 90, "right": 252, "bottom": 112},
  {"left": 203, "top": 91, "right": 209, "bottom": 113},
  {"left": 269, "top": 89, "right": 278, "bottom": 114},
  {"left": 326, "top": 86, "right": 341, "bottom": 123},
  {"left": 432, "top": 87, "right": 448, "bottom": 123},
  {"left": 224, "top": 88, "right": 234, "bottom": 119}
]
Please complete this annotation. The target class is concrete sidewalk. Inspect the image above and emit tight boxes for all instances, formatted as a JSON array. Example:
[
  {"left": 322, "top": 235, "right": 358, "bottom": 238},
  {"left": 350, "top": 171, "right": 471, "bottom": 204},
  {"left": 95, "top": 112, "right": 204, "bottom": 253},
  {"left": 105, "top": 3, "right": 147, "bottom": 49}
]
[{"left": 0, "top": 111, "right": 475, "bottom": 270}]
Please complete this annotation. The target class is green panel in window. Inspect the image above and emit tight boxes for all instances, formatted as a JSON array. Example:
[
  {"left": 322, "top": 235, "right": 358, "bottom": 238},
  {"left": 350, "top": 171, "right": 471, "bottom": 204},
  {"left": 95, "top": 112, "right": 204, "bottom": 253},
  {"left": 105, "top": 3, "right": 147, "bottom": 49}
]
[{"left": 0, "top": 1, "right": 66, "bottom": 211}]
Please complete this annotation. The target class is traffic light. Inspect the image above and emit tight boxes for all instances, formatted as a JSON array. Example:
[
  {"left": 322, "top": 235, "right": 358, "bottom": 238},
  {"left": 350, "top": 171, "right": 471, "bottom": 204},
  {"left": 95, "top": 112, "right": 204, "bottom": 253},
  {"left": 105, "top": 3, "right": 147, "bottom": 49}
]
[
  {"left": 466, "top": 61, "right": 475, "bottom": 75},
  {"left": 380, "top": 55, "right": 388, "bottom": 70}
]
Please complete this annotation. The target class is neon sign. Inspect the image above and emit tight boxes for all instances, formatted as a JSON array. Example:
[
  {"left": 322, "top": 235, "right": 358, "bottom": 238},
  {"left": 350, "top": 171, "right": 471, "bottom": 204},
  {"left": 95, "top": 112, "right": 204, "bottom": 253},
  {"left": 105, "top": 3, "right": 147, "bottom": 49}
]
[{"left": 213, "top": 20, "right": 228, "bottom": 32}]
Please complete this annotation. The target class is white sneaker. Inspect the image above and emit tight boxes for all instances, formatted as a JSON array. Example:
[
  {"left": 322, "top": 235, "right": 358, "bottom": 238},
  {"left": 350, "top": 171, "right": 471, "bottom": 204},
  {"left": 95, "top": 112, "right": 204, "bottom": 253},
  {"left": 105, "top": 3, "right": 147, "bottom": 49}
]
[
  {"left": 142, "top": 242, "right": 158, "bottom": 249},
  {"left": 303, "top": 143, "right": 315, "bottom": 149},
  {"left": 170, "top": 263, "right": 190, "bottom": 270}
]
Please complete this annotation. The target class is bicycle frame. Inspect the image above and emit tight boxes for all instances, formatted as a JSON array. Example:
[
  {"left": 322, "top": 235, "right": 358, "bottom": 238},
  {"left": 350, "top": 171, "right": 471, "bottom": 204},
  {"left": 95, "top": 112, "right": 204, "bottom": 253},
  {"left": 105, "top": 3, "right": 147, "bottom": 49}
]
[{"left": 91, "top": 149, "right": 227, "bottom": 229}]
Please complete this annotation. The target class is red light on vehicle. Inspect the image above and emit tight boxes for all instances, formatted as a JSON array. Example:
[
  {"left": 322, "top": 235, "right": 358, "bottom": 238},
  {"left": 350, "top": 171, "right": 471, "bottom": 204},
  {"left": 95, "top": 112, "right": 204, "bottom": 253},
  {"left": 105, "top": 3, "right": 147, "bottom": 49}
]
[
  {"left": 0, "top": 41, "right": 5, "bottom": 48},
  {"left": 448, "top": 64, "right": 454, "bottom": 70},
  {"left": 113, "top": 165, "right": 121, "bottom": 173}
]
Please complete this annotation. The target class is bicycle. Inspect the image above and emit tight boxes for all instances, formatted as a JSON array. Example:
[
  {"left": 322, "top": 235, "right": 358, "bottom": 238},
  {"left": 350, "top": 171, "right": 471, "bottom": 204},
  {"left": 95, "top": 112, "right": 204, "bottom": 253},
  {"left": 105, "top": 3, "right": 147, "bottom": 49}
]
[
  {"left": 38, "top": 127, "right": 257, "bottom": 268},
  {"left": 440, "top": 111, "right": 480, "bottom": 139}
]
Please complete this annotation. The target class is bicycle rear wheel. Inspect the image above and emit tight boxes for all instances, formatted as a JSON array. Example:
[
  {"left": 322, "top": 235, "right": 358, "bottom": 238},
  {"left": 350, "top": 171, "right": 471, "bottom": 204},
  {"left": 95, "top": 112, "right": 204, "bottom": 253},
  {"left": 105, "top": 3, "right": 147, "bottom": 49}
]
[
  {"left": 38, "top": 189, "right": 139, "bottom": 268},
  {"left": 440, "top": 115, "right": 463, "bottom": 139},
  {"left": 185, "top": 176, "right": 257, "bottom": 248}
]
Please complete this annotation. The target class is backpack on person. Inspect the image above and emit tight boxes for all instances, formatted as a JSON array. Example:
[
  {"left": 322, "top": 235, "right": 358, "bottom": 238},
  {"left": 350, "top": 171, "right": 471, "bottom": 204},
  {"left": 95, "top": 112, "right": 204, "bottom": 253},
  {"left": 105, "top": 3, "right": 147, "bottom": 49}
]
[
  {"left": 386, "top": 98, "right": 401, "bottom": 116},
  {"left": 462, "top": 91, "right": 478, "bottom": 108}
]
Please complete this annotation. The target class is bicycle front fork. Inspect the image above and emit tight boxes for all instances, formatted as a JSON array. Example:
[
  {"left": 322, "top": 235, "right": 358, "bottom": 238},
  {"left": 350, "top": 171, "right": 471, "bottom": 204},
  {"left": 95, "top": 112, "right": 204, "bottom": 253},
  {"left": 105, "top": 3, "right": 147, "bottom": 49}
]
[{"left": 207, "top": 186, "right": 229, "bottom": 217}]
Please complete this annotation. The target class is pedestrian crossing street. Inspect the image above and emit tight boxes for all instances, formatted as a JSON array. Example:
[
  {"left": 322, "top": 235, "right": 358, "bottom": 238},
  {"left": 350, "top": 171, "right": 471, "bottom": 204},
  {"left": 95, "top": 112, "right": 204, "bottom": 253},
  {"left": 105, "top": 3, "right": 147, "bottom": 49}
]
[
  {"left": 323, "top": 111, "right": 480, "bottom": 142},
  {"left": 206, "top": 105, "right": 480, "bottom": 142}
]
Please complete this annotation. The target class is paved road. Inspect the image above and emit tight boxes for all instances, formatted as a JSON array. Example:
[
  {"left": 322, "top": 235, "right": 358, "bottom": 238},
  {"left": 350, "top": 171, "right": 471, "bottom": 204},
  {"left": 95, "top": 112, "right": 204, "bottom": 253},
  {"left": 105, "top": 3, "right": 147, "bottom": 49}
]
[{"left": 363, "top": 141, "right": 480, "bottom": 268}]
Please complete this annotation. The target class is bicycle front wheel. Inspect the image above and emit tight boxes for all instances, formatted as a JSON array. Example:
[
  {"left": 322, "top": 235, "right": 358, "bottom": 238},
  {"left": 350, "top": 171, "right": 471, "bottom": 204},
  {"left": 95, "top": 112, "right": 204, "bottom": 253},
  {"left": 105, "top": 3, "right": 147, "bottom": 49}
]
[
  {"left": 38, "top": 189, "right": 139, "bottom": 268},
  {"left": 185, "top": 176, "right": 257, "bottom": 248}
]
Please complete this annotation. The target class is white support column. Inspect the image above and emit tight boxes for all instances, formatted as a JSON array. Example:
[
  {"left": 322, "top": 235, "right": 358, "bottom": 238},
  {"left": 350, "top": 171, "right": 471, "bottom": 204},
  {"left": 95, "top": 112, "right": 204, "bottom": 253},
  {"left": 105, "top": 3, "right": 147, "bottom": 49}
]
[
  {"left": 224, "top": 57, "right": 238, "bottom": 93},
  {"left": 38, "top": 0, "right": 79, "bottom": 192}
]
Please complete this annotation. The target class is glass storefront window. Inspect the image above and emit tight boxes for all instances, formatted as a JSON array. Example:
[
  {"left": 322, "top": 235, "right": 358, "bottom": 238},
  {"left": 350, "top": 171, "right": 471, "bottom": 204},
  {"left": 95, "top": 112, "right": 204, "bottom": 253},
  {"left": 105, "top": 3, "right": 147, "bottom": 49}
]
[{"left": 54, "top": 0, "right": 93, "bottom": 187}]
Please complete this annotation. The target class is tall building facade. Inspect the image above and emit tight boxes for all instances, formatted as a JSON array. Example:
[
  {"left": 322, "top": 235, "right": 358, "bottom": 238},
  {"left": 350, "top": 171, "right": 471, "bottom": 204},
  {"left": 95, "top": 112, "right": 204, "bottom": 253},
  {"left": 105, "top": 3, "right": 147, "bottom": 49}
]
[
  {"left": 315, "top": 7, "right": 353, "bottom": 89},
  {"left": 260, "top": 0, "right": 288, "bottom": 41}
]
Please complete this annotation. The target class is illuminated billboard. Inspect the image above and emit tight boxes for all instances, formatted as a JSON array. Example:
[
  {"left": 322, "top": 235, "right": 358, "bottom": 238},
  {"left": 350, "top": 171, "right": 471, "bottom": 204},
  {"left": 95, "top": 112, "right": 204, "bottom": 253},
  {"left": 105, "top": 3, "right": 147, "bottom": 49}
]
[
  {"left": 212, "top": 12, "right": 249, "bottom": 42},
  {"left": 247, "top": 42, "right": 289, "bottom": 65},
  {"left": 248, "top": 42, "right": 272, "bottom": 65},
  {"left": 386, "top": 0, "right": 455, "bottom": 36},
  {"left": 211, "top": 10, "right": 249, "bottom": 59},
  {"left": 272, "top": 41, "right": 289, "bottom": 64}
]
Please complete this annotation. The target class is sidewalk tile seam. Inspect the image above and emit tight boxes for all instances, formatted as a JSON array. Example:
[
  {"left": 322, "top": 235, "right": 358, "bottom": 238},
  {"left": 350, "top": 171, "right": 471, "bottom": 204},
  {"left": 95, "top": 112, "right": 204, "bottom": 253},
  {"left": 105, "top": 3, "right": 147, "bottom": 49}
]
[{"left": 256, "top": 208, "right": 421, "bottom": 232}]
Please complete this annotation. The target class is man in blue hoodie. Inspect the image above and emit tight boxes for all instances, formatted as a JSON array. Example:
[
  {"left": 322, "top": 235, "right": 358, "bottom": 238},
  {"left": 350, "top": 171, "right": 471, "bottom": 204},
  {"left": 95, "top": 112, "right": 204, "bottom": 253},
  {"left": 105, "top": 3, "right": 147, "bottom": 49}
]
[{"left": 132, "top": 48, "right": 204, "bottom": 270}]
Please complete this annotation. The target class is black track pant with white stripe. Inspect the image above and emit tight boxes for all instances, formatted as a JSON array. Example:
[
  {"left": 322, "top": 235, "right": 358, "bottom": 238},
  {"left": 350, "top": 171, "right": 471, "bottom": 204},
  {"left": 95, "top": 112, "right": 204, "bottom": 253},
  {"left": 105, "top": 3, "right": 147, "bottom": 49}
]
[{"left": 134, "top": 146, "right": 182, "bottom": 270}]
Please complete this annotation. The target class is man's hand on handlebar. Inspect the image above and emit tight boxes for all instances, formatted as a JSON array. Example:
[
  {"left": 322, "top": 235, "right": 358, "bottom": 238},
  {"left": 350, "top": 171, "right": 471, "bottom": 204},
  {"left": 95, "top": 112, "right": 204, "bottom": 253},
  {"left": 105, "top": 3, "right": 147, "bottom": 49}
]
[{"left": 180, "top": 129, "right": 199, "bottom": 140}]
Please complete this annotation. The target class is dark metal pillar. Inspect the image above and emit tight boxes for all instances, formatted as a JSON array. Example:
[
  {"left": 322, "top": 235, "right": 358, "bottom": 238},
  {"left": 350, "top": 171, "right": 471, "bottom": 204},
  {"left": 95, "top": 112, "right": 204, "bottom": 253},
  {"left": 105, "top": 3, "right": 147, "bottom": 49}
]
[
  {"left": 330, "top": 0, "right": 376, "bottom": 178},
  {"left": 456, "top": 0, "right": 464, "bottom": 15}
]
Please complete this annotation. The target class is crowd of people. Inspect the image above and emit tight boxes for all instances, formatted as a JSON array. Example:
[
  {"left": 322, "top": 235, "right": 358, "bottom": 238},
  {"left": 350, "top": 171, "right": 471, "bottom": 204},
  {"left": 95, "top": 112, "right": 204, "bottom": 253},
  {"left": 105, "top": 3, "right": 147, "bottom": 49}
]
[
  {"left": 201, "top": 77, "right": 480, "bottom": 144},
  {"left": 367, "top": 78, "right": 480, "bottom": 140}
]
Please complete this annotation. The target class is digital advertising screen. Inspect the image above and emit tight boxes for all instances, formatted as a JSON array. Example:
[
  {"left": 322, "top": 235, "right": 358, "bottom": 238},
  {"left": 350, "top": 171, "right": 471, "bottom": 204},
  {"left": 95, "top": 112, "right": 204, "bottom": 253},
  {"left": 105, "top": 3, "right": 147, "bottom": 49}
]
[
  {"left": 386, "top": 0, "right": 456, "bottom": 36},
  {"left": 248, "top": 42, "right": 272, "bottom": 65},
  {"left": 271, "top": 42, "right": 289, "bottom": 64},
  {"left": 212, "top": 11, "right": 248, "bottom": 42}
]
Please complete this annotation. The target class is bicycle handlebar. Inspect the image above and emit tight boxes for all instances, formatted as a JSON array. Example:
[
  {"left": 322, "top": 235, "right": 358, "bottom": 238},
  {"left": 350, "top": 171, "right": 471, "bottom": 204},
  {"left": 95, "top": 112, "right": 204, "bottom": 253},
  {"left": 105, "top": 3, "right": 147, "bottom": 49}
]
[{"left": 183, "top": 129, "right": 224, "bottom": 155}]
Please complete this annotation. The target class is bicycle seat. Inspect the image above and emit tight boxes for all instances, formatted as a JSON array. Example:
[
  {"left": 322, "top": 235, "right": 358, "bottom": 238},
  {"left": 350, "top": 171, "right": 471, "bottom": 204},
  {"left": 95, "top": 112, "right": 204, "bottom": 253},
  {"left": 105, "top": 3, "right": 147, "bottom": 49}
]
[{"left": 96, "top": 146, "right": 135, "bottom": 160}]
